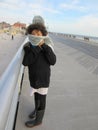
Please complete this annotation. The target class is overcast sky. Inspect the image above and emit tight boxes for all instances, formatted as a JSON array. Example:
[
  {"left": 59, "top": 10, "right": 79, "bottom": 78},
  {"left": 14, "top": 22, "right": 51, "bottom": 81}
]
[{"left": 0, "top": 0, "right": 98, "bottom": 37}]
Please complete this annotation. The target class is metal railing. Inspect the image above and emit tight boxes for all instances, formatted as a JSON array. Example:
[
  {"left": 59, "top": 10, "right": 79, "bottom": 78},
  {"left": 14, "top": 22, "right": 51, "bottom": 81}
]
[
  {"left": 0, "top": 38, "right": 28, "bottom": 130},
  {"left": 49, "top": 32, "right": 98, "bottom": 44}
]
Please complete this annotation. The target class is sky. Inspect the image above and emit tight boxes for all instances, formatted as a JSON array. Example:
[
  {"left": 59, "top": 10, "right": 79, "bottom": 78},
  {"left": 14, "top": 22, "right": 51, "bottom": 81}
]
[{"left": 0, "top": 0, "right": 98, "bottom": 37}]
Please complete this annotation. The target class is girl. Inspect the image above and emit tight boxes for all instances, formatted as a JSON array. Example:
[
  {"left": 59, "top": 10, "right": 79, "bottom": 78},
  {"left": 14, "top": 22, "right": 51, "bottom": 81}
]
[{"left": 22, "top": 22, "right": 56, "bottom": 127}]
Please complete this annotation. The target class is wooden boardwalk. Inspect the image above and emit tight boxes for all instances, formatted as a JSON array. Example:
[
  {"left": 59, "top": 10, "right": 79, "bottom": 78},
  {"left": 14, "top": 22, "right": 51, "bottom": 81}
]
[{"left": 15, "top": 36, "right": 98, "bottom": 130}]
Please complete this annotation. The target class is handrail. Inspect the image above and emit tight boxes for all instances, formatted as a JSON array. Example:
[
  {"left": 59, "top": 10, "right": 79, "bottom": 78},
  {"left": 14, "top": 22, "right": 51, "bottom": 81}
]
[
  {"left": 49, "top": 32, "right": 98, "bottom": 44},
  {"left": 0, "top": 37, "right": 28, "bottom": 130}
]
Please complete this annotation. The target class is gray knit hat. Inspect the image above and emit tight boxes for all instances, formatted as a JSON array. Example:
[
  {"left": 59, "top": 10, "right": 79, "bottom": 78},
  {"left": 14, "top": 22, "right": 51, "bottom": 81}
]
[{"left": 32, "top": 15, "right": 45, "bottom": 26}]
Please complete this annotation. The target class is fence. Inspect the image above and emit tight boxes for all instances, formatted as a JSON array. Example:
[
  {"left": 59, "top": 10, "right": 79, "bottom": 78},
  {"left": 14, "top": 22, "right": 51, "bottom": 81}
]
[
  {"left": 0, "top": 38, "right": 28, "bottom": 130},
  {"left": 49, "top": 32, "right": 98, "bottom": 44}
]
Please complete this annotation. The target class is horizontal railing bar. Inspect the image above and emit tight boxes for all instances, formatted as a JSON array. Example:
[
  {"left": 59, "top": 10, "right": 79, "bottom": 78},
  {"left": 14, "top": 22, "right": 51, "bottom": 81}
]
[{"left": 0, "top": 37, "right": 28, "bottom": 130}]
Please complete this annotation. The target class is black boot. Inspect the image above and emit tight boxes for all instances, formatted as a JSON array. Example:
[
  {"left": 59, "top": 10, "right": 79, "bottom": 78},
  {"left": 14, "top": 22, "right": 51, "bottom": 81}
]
[
  {"left": 25, "top": 110, "right": 45, "bottom": 128},
  {"left": 28, "top": 93, "right": 40, "bottom": 119},
  {"left": 28, "top": 109, "right": 36, "bottom": 119}
]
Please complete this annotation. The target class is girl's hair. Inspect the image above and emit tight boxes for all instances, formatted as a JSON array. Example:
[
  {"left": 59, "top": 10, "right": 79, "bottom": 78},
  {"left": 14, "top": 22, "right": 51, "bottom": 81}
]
[{"left": 26, "top": 23, "right": 48, "bottom": 36}]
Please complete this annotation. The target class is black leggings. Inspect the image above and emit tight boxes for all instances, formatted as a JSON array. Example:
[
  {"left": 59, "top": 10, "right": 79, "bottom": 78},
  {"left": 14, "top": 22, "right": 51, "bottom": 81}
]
[{"left": 34, "top": 93, "right": 46, "bottom": 111}]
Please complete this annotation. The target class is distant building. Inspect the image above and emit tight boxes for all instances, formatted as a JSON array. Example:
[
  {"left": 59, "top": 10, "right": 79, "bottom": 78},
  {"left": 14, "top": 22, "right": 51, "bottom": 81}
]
[
  {"left": 0, "top": 21, "right": 26, "bottom": 34},
  {"left": 13, "top": 22, "right": 26, "bottom": 30},
  {"left": 12, "top": 22, "right": 26, "bottom": 35},
  {"left": 0, "top": 22, "right": 11, "bottom": 29}
]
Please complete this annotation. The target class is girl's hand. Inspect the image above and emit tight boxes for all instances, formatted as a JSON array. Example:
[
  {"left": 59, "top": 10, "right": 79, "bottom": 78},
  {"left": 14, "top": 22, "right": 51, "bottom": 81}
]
[{"left": 38, "top": 40, "right": 44, "bottom": 47}]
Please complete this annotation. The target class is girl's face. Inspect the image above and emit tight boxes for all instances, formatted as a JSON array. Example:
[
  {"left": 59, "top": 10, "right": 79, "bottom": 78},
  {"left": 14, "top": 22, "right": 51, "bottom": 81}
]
[{"left": 31, "top": 29, "right": 43, "bottom": 36}]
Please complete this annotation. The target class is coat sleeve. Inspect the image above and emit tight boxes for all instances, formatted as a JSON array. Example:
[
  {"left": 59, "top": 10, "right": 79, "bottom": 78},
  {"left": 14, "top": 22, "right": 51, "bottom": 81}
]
[
  {"left": 42, "top": 44, "right": 56, "bottom": 65},
  {"left": 22, "top": 44, "right": 42, "bottom": 66}
]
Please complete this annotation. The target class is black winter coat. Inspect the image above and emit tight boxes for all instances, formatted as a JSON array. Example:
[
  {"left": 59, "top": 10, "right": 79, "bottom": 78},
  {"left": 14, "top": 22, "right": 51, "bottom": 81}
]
[{"left": 22, "top": 42, "right": 56, "bottom": 89}]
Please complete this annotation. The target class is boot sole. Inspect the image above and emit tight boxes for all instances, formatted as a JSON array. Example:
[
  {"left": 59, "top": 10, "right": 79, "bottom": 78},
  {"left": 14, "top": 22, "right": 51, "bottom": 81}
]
[{"left": 25, "top": 122, "right": 42, "bottom": 128}]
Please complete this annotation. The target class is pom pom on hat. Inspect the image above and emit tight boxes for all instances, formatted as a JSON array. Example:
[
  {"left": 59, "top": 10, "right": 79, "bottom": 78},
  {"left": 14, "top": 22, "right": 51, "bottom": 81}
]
[{"left": 32, "top": 15, "right": 45, "bottom": 26}]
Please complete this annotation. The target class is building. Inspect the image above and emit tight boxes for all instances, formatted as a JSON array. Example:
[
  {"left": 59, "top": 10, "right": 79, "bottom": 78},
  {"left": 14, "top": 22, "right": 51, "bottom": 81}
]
[
  {"left": 13, "top": 22, "right": 26, "bottom": 30},
  {"left": 0, "top": 22, "right": 11, "bottom": 29}
]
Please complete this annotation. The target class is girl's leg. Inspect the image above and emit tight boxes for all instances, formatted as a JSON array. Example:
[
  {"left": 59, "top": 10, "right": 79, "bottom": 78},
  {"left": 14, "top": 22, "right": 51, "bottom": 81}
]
[
  {"left": 37, "top": 94, "right": 46, "bottom": 110},
  {"left": 29, "top": 92, "right": 40, "bottom": 118},
  {"left": 26, "top": 93, "right": 47, "bottom": 127}
]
